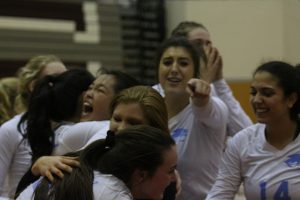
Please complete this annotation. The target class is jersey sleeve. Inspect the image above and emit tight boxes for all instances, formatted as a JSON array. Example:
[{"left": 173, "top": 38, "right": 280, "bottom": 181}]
[
  {"left": 213, "top": 79, "right": 252, "bottom": 136},
  {"left": 206, "top": 134, "right": 243, "bottom": 199},
  {"left": 58, "top": 121, "right": 109, "bottom": 153},
  {"left": 192, "top": 95, "right": 229, "bottom": 134},
  {"left": 0, "top": 122, "right": 18, "bottom": 194}
]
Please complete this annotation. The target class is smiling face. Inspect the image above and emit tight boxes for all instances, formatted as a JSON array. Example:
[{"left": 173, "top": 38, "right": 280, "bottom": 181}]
[
  {"left": 109, "top": 102, "right": 148, "bottom": 132},
  {"left": 132, "top": 145, "right": 177, "bottom": 200},
  {"left": 81, "top": 74, "right": 116, "bottom": 121},
  {"left": 158, "top": 47, "right": 195, "bottom": 96},
  {"left": 250, "top": 71, "right": 296, "bottom": 125}
]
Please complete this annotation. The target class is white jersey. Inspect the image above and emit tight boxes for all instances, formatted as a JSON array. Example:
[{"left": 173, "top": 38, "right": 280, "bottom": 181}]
[
  {"left": 52, "top": 120, "right": 109, "bottom": 155},
  {"left": 170, "top": 97, "right": 228, "bottom": 200},
  {"left": 153, "top": 80, "right": 252, "bottom": 137},
  {"left": 17, "top": 171, "right": 133, "bottom": 200},
  {"left": 84, "top": 121, "right": 110, "bottom": 147},
  {"left": 206, "top": 123, "right": 300, "bottom": 199},
  {"left": 213, "top": 79, "right": 252, "bottom": 136},
  {"left": 0, "top": 114, "right": 30, "bottom": 198},
  {"left": 0, "top": 115, "right": 105, "bottom": 198}
]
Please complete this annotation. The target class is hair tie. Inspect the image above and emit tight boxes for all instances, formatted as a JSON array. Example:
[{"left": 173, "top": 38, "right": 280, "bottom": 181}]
[{"left": 104, "top": 130, "right": 115, "bottom": 150}]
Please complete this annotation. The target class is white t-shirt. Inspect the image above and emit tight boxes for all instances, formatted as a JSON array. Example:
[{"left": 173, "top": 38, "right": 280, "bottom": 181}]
[
  {"left": 0, "top": 115, "right": 106, "bottom": 199},
  {"left": 206, "top": 123, "right": 300, "bottom": 199},
  {"left": 170, "top": 97, "right": 228, "bottom": 200},
  {"left": 17, "top": 171, "right": 133, "bottom": 200},
  {"left": 153, "top": 79, "right": 252, "bottom": 136}
]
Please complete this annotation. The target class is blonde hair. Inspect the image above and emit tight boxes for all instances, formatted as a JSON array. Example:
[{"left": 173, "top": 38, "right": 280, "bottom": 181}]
[
  {"left": 16, "top": 55, "right": 62, "bottom": 110},
  {"left": 0, "top": 77, "right": 20, "bottom": 125},
  {"left": 110, "top": 86, "right": 169, "bottom": 133}
]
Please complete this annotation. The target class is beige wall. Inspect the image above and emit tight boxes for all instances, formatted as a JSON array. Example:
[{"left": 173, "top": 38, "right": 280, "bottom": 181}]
[
  {"left": 284, "top": 0, "right": 300, "bottom": 65},
  {"left": 166, "top": 0, "right": 300, "bottom": 80}
]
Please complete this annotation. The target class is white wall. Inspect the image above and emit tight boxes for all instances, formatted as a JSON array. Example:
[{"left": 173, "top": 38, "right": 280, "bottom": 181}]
[{"left": 166, "top": 0, "right": 300, "bottom": 80}]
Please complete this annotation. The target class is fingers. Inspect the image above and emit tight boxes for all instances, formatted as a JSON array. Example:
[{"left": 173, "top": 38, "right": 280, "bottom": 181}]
[
  {"left": 56, "top": 162, "right": 73, "bottom": 174},
  {"left": 187, "top": 79, "right": 211, "bottom": 107},
  {"left": 60, "top": 156, "right": 80, "bottom": 167},
  {"left": 51, "top": 167, "right": 64, "bottom": 179},
  {"left": 31, "top": 156, "right": 80, "bottom": 183},
  {"left": 187, "top": 79, "right": 211, "bottom": 98},
  {"left": 201, "top": 45, "right": 223, "bottom": 82},
  {"left": 45, "top": 170, "right": 55, "bottom": 182}
]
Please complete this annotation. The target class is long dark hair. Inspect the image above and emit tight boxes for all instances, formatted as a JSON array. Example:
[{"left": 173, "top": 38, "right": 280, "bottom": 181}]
[
  {"left": 254, "top": 61, "right": 300, "bottom": 120},
  {"left": 155, "top": 36, "right": 200, "bottom": 79},
  {"left": 34, "top": 125, "right": 175, "bottom": 200},
  {"left": 18, "top": 69, "right": 94, "bottom": 162}
]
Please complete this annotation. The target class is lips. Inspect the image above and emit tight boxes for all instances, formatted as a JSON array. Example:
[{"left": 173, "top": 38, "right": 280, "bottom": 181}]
[
  {"left": 254, "top": 107, "right": 269, "bottom": 114},
  {"left": 167, "top": 77, "right": 181, "bottom": 83},
  {"left": 82, "top": 102, "right": 93, "bottom": 116}
]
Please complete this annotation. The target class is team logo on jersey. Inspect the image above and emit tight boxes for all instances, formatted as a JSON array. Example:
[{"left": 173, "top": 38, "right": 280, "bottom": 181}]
[
  {"left": 284, "top": 154, "right": 300, "bottom": 167},
  {"left": 171, "top": 128, "right": 188, "bottom": 142}
]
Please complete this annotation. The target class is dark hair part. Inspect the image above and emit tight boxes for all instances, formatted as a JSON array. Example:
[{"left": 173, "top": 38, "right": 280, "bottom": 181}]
[
  {"left": 171, "top": 21, "right": 208, "bottom": 38},
  {"left": 110, "top": 85, "right": 169, "bottom": 133},
  {"left": 18, "top": 69, "right": 94, "bottom": 161},
  {"left": 254, "top": 61, "right": 300, "bottom": 120},
  {"left": 34, "top": 125, "right": 175, "bottom": 200},
  {"left": 97, "top": 68, "right": 140, "bottom": 94},
  {"left": 155, "top": 36, "right": 200, "bottom": 79}
]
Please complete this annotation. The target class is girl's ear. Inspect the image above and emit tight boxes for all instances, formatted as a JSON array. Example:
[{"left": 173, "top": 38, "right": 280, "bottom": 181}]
[
  {"left": 287, "top": 92, "right": 298, "bottom": 108},
  {"left": 131, "top": 168, "right": 148, "bottom": 185}
]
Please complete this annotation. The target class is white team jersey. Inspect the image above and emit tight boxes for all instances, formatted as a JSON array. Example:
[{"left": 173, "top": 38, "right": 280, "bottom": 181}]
[
  {"left": 52, "top": 120, "right": 109, "bottom": 155},
  {"left": 17, "top": 171, "right": 133, "bottom": 200},
  {"left": 84, "top": 122, "right": 110, "bottom": 147},
  {"left": 170, "top": 97, "right": 228, "bottom": 200},
  {"left": 206, "top": 123, "right": 300, "bottom": 199},
  {"left": 0, "top": 114, "right": 30, "bottom": 198},
  {"left": 0, "top": 115, "right": 106, "bottom": 199},
  {"left": 153, "top": 79, "right": 252, "bottom": 137}
]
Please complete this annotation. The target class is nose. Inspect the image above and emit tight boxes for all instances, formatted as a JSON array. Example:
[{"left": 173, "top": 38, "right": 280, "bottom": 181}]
[
  {"left": 85, "top": 88, "right": 93, "bottom": 98},
  {"left": 251, "top": 93, "right": 263, "bottom": 104},
  {"left": 170, "top": 171, "right": 177, "bottom": 182},
  {"left": 170, "top": 62, "right": 179, "bottom": 74}
]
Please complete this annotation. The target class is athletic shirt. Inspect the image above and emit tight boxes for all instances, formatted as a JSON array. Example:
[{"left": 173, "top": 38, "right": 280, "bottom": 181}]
[
  {"left": 153, "top": 79, "right": 252, "bottom": 137},
  {"left": 16, "top": 171, "right": 133, "bottom": 200},
  {"left": 0, "top": 114, "right": 107, "bottom": 199},
  {"left": 206, "top": 123, "right": 300, "bottom": 199},
  {"left": 52, "top": 120, "right": 109, "bottom": 155},
  {"left": 170, "top": 97, "right": 228, "bottom": 200},
  {"left": 0, "top": 114, "right": 30, "bottom": 198}
]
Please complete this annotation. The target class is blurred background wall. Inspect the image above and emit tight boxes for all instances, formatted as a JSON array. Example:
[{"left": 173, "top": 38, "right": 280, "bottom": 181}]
[{"left": 1, "top": 0, "right": 300, "bottom": 121}]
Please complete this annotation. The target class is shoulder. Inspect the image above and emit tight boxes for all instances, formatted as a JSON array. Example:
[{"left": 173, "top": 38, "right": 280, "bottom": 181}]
[
  {"left": 229, "top": 123, "right": 265, "bottom": 148},
  {"left": 93, "top": 172, "right": 132, "bottom": 200},
  {"left": 73, "top": 120, "right": 110, "bottom": 129},
  {"left": 0, "top": 114, "right": 23, "bottom": 140},
  {"left": 1, "top": 114, "right": 22, "bottom": 130}
]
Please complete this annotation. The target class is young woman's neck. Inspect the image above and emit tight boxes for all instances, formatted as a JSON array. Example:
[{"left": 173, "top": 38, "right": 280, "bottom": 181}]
[
  {"left": 265, "top": 117, "right": 298, "bottom": 150},
  {"left": 164, "top": 93, "right": 190, "bottom": 119}
]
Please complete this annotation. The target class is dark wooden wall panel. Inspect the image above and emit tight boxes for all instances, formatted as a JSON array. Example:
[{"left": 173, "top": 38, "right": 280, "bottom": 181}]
[{"left": 0, "top": 0, "right": 122, "bottom": 77}]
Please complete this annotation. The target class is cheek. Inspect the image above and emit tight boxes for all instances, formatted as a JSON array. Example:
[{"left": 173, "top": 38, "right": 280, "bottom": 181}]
[
  {"left": 185, "top": 66, "right": 196, "bottom": 78},
  {"left": 109, "top": 120, "right": 118, "bottom": 132},
  {"left": 141, "top": 178, "right": 167, "bottom": 199}
]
